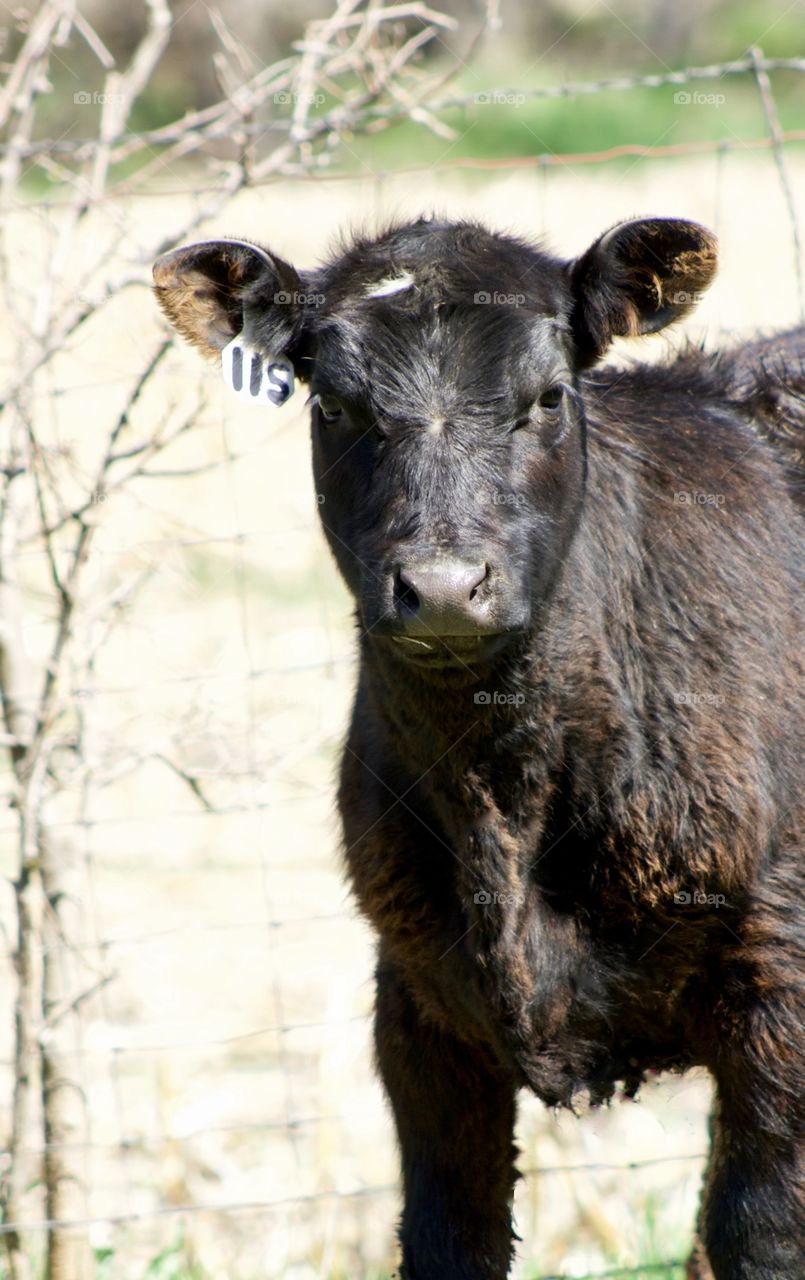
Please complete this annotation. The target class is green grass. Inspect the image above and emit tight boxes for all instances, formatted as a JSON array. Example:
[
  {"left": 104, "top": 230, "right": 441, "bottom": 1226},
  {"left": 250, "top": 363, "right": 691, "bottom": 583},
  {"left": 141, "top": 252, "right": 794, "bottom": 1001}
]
[
  {"left": 524, "top": 1262, "right": 688, "bottom": 1277},
  {"left": 348, "top": 61, "right": 804, "bottom": 174},
  {"left": 96, "top": 1230, "right": 208, "bottom": 1280}
]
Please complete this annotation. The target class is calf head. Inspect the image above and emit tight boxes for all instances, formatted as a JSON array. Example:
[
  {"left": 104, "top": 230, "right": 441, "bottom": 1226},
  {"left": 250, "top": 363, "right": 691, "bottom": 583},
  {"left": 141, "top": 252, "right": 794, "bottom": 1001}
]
[{"left": 154, "top": 216, "right": 716, "bottom": 671}]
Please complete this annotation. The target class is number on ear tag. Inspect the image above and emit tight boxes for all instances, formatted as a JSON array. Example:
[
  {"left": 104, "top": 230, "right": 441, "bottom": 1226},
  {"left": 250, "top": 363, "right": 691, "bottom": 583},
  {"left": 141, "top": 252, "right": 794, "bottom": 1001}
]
[{"left": 221, "top": 336, "right": 295, "bottom": 407}]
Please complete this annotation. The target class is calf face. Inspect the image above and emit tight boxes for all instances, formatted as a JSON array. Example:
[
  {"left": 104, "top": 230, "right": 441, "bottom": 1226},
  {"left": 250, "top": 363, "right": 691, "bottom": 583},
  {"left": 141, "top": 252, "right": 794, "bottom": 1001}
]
[{"left": 154, "top": 217, "right": 716, "bottom": 670}]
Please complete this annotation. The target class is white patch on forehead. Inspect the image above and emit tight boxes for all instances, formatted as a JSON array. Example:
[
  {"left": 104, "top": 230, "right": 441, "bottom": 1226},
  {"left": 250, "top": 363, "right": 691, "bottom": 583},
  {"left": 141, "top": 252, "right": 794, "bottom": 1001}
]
[
  {"left": 426, "top": 417, "right": 445, "bottom": 435},
  {"left": 365, "top": 270, "right": 415, "bottom": 299}
]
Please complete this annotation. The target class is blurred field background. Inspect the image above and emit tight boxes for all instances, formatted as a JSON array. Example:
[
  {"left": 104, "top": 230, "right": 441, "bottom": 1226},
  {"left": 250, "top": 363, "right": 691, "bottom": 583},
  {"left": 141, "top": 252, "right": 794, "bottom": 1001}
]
[{"left": 1, "top": 2, "right": 803, "bottom": 1278}]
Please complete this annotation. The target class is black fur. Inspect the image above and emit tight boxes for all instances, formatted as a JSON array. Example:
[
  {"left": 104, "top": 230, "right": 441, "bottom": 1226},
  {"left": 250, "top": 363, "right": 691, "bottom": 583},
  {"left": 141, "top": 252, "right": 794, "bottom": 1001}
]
[{"left": 154, "top": 216, "right": 804, "bottom": 1280}]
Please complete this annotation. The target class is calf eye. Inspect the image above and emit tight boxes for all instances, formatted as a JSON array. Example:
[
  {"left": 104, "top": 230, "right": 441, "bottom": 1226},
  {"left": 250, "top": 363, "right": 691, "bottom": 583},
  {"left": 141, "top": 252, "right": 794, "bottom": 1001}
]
[
  {"left": 539, "top": 384, "right": 564, "bottom": 411},
  {"left": 317, "top": 395, "right": 343, "bottom": 423}
]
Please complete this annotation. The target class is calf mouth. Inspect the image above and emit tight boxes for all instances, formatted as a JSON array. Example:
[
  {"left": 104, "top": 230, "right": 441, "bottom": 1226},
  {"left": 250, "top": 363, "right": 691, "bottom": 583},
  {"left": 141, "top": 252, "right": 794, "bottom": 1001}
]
[{"left": 385, "top": 632, "right": 514, "bottom": 670}]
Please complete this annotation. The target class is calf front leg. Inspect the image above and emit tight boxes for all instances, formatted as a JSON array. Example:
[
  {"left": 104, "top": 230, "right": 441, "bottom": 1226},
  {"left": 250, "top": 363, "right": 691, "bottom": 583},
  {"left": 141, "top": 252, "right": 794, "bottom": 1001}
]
[
  {"left": 682, "top": 1069, "right": 801, "bottom": 1280},
  {"left": 374, "top": 957, "right": 519, "bottom": 1280},
  {"left": 701, "top": 1090, "right": 804, "bottom": 1279},
  {"left": 702, "top": 967, "right": 805, "bottom": 1280}
]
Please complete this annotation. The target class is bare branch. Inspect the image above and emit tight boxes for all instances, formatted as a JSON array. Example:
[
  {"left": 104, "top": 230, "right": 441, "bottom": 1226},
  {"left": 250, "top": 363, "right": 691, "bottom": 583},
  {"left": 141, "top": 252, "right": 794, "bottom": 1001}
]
[{"left": 152, "top": 753, "right": 215, "bottom": 812}]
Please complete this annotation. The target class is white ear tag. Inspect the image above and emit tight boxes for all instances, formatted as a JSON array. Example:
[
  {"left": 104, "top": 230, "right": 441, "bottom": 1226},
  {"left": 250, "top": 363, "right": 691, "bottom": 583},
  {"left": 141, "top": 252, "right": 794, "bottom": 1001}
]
[{"left": 221, "top": 336, "right": 295, "bottom": 407}]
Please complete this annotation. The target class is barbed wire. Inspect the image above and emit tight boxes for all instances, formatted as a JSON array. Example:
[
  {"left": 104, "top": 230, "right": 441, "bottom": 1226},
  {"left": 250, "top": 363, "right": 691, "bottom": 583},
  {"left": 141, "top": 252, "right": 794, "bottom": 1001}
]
[
  {"left": 2, "top": 53, "right": 803, "bottom": 163},
  {"left": 0, "top": 1117, "right": 708, "bottom": 1167},
  {"left": 5, "top": 129, "right": 799, "bottom": 218}
]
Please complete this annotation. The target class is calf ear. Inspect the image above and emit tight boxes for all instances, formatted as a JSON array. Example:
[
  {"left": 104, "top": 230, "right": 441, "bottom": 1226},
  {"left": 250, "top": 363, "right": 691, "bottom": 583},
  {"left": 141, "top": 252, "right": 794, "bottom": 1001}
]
[
  {"left": 568, "top": 218, "right": 718, "bottom": 365},
  {"left": 152, "top": 238, "right": 304, "bottom": 362}
]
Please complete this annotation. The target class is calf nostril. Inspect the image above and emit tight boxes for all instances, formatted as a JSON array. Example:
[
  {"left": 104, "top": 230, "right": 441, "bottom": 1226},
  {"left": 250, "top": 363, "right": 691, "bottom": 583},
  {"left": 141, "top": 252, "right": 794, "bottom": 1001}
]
[
  {"left": 469, "top": 564, "right": 489, "bottom": 603},
  {"left": 395, "top": 570, "right": 421, "bottom": 614}
]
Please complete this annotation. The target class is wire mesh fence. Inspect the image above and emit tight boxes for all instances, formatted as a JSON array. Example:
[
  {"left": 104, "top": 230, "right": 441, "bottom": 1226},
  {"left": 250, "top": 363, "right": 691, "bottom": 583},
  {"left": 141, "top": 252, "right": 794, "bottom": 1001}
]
[{"left": 1, "top": 2, "right": 803, "bottom": 1276}]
